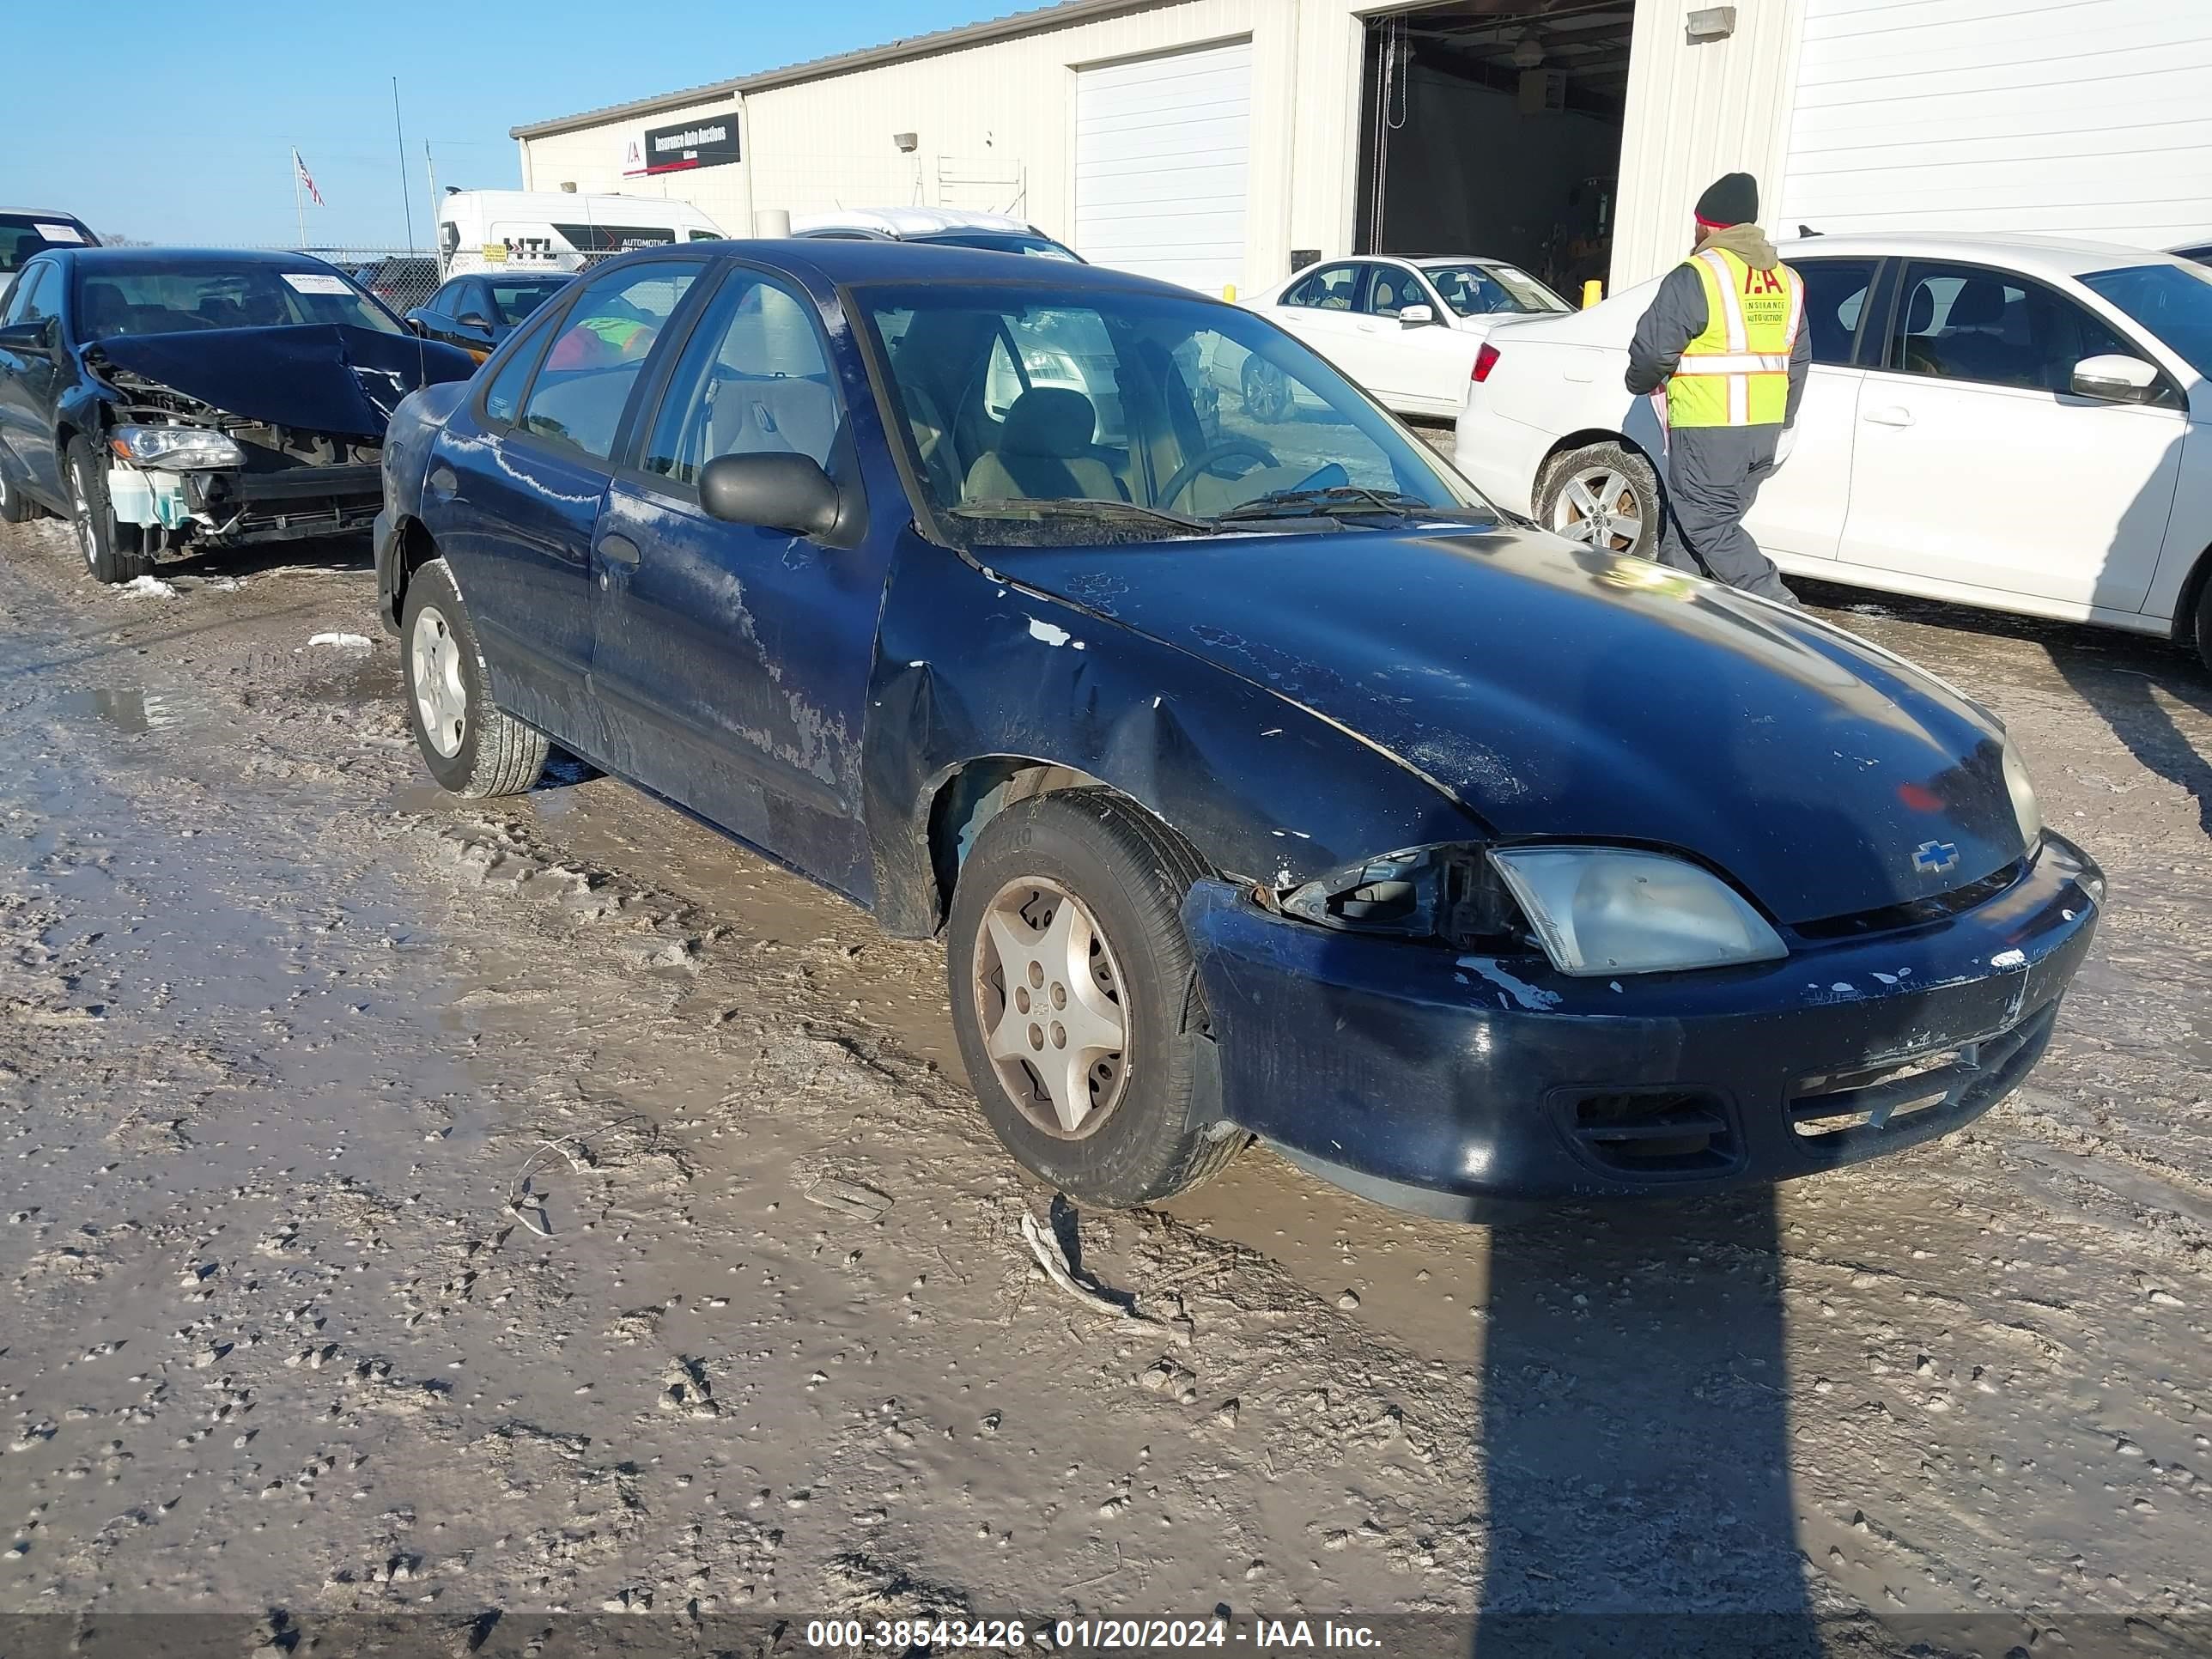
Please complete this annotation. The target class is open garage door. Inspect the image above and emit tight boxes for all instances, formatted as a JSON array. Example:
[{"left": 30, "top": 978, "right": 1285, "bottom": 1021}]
[
  {"left": 1074, "top": 40, "right": 1252, "bottom": 295},
  {"left": 1357, "top": 0, "right": 1631, "bottom": 297}
]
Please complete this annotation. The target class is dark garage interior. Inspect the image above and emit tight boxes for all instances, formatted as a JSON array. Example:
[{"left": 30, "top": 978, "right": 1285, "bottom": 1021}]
[{"left": 1356, "top": 0, "right": 1633, "bottom": 295}]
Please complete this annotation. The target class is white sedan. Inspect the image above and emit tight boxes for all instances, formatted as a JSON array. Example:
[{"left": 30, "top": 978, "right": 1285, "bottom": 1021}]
[
  {"left": 1243, "top": 254, "right": 1570, "bottom": 420},
  {"left": 1455, "top": 232, "right": 2212, "bottom": 670}
]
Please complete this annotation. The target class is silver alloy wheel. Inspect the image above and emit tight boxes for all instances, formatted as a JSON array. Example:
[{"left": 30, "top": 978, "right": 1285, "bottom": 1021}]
[
  {"left": 1550, "top": 465, "right": 1645, "bottom": 553},
  {"left": 972, "top": 875, "right": 1131, "bottom": 1139},
  {"left": 410, "top": 602, "right": 469, "bottom": 759},
  {"left": 70, "top": 465, "right": 95, "bottom": 568}
]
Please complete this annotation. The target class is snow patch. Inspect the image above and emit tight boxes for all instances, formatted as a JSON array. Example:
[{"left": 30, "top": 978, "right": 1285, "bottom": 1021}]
[
  {"left": 122, "top": 575, "right": 179, "bottom": 599},
  {"left": 1990, "top": 948, "right": 2027, "bottom": 969},
  {"left": 309, "top": 632, "right": 373, "bottom": 650},
  {"left": 1026, "top": 617, "right": 1073, "bottom": 647}
]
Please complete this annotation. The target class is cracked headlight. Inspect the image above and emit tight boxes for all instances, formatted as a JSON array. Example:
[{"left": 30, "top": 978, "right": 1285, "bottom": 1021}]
[
  {"left": 1277, "top": 844, "right": 1525, "bottom": 949},
  {"left": 1487, "top": 847, "right": 1786, "bottom": 976},
  {"left": 108, "top": 425, "right": 245, "bottom": 470},
  {"left": 2001, "top": 738, "right": 2042, "bottom": 852}
]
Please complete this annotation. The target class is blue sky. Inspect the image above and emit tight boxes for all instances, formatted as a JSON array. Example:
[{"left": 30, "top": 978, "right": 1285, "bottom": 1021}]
[{"left": 0, "top": 0, "right": 1007, "bottom": 250}]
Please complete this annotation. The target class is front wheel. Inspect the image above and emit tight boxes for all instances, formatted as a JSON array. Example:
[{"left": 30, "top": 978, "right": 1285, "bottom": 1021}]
[
  {"left": 946, "top": 790, "right": 1243, "bottom": 1207},
  {"left": 1537, "top": 441, "right": 1661, "bottom": 560},
  {"left": 400, "top": 556, "right": 548, "bottom": 798},
  {"left": 66, "top": 439, "right": 150, "bottom": 584}
]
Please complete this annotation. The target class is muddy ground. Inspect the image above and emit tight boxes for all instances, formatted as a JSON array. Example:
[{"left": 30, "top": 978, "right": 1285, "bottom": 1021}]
[{"left": 0, "top": 513, "right": 2206, "bottom": 1656}]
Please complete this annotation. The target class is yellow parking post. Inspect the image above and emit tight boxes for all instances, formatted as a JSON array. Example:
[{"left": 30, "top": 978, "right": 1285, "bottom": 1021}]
[
  {"left": 1581, "top": 279, "right": 1603, "bottom": 308},
  {"left": 1223, "top": 283, "right": 1237, "bottom": 302}
]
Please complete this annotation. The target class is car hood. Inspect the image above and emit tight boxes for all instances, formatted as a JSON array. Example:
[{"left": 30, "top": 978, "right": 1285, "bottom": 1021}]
[
  {"left": 89, "top": 325, "right": 477, "bottom": 441},
  {"left": 1001, "top": 526, "right": 2028, "bottom": 928}
]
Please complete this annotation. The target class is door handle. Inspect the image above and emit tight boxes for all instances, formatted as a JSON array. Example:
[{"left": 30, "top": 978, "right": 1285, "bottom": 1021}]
[
  {"left": 1863, "top": 406, "right": 1915, "bottom": 428},
  {"left": 597, "top": 532, "right": 641, "bottom": 565},
  {"left": 425, "top": 464, "right": 458, "bottom": 501}
]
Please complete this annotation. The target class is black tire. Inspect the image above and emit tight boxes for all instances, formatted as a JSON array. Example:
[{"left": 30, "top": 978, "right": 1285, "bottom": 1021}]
[
  {"left": 2194, "top": 571, "right": 2212, "bottom": 675},
  {"left": 1536, "top": 440, "right": 1662, "bottom": 560},
  {"left": 66, "top": 438, "right": 151, "bottom": 584},
  {"left": 0, "top": 465, "right": 34, "bottom": 525},
  {"left": 1239, "top": 355, "right": 1293, "bottom": 424},
  {"left": 399, "top": 556, "right": 548, "bottom": 798},
  {"left": 946, "top": 789, "right": 1243, "bottom": 1207}
]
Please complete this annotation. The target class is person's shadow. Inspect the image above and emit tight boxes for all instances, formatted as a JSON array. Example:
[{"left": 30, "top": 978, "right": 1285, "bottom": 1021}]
[{"left": 1468, "top": 1193, "right": 1820, "bottom": 1658}]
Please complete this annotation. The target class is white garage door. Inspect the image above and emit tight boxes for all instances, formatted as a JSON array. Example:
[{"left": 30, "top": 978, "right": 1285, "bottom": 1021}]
[
  {"left": 1778, "top": 0, "right": 2212, "bottom": 249},
  {"left": 1075, "top": 40, "right": 1252, "bottom": 295}
]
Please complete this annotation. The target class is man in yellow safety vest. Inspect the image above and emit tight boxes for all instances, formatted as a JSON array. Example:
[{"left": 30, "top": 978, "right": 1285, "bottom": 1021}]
[{"left": 1625, "top": 173, "right": 1809, "bottom": 604}]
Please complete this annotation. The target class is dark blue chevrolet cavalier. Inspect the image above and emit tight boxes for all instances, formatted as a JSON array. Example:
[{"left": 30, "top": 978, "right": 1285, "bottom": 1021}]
[{"left": 374, "top": 240, "right": 2102, "bottom": 1218}]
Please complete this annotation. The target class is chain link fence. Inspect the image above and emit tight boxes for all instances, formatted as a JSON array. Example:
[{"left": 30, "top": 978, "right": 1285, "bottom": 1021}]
[{"left": 279, "top": 247, "right": 635, "bottom": 317}]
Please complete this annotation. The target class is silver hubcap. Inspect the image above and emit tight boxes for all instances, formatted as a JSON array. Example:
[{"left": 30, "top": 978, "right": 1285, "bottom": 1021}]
[
  {"left": 71, "top": 470, "right": 95, "bottom": 568},
  {"left": 974, "top": 877, "right": 1130, "bottom": 1138},
  {"left": 1552, "top": 467, "right": 1644, "bottom": 553},
  {"left": 410, "top": 603, "right": 468, "bottom": 759}
]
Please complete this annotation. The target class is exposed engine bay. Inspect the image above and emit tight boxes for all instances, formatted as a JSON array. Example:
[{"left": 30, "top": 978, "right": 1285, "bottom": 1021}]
[{"left": 98, "top": 368, "right": 385, "bottom": 550}]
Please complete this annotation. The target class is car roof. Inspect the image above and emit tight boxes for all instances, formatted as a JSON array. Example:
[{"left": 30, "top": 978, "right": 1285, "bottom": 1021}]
[
  {"left": 1408, "top": 254, "right": 1525, "bottom": 269},
  {"left": 1775, "top": 230, "right": 2187, "bottom": 280},
  {"left": 1, "top": 207, "right": 92, "bottom": 222},
  {"left": 672, "top": 236, "right": 1197, "bottom": 298},
  {"left": 64, "top": 246, "right": 354, "bottom": 273},
  {"left": 791, "top": 206, "right": 1033, "bottom": 238}
]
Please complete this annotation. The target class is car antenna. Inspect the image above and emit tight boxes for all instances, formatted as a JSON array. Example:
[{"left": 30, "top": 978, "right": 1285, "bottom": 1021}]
[
  {"left": 1797, "top": 224, "right": 1821, "bottom": 238},
  {"left": 392, "top": 76, "right": 428, "bottom": 386}
]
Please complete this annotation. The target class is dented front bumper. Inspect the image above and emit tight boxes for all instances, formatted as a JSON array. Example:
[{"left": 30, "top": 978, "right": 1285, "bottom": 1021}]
[{"left": 1182, "top": 832, "right": 2101, "bottom": 1219}]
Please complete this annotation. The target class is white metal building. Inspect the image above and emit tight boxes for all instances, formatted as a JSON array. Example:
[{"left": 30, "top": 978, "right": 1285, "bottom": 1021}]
[{"left": 511, "top": 0, "right": 2212, "bottom": 299}]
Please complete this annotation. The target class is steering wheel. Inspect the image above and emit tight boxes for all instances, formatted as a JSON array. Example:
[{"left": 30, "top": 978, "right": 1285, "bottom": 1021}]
[{"left": 1158, "top": 436, "right": 1279, "bottom": 512}]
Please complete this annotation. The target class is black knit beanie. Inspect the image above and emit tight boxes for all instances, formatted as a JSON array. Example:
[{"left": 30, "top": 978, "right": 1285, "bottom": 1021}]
[{"left": 1694, "top": 173, "right": 1759, "bottom": 228}]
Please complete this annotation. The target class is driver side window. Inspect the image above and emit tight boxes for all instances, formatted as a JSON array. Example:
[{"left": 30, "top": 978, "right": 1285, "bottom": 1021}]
[{"left": 642, "top": 272, "right": 840, "bottom": 487}]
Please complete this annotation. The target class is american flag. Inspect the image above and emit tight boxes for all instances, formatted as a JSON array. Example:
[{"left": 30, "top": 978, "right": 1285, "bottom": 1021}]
[{"left": 292, "top": 148, "right": 325, "bottom": 209}]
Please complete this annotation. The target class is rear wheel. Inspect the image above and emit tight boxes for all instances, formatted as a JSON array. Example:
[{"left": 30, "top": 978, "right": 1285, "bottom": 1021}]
[
  {"left": 400, "top": 556, "right": 548, "bottom": 798},
  {"left": 946, "top": 790, "right": 1243, "bottom": 1207},
  {"left": 1538, "top": 441, "right": 1661, "bottom": 559},
  {"left": 1240, "top": 356, "right": 1293, "bottom": 424},
  {"left": 2193, "top": 569, "right": 2212, "bottom": 674},
  {"left": 0, "top": 466, "right": 35, "bottom": 525},
  {"left": 66, "top": 438, "right": 150, "bottom": 584}
]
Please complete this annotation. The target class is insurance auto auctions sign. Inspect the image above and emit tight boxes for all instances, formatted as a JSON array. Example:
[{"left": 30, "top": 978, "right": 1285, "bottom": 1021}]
[{"left": 623, "top": 115, "right": 740, "bottom": 177}]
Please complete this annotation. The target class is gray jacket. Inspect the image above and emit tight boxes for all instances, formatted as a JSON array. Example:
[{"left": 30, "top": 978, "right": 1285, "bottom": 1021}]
[{"left": 1625, "top": 225, "right": 1812, "bottom": 428}]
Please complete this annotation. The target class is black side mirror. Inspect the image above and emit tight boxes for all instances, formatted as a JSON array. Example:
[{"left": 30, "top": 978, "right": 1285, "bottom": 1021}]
[
  {"left": 699, "top": 452, "right": 842, "bottom": 538},
  {"left": 402, "top": 311, "right": 428, "bottom": 336},
  {"left": 459, "top": 312, "right": 491, "bottom": 330},
  {"left": 0, "top": 319, "right": 53, "bottom": 354}
]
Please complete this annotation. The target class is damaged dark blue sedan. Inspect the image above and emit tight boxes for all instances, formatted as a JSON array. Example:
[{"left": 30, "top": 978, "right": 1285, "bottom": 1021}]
[{"left": 374, "top": 240, "right": 2102, "bottom": 1218}]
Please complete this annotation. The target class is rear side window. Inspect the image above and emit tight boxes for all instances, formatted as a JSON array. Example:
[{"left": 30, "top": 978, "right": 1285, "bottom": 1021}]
[
  {"left": 1793, "top": 258, "right": 1876, "bottom": 367},
  {"left": 519, "top": 262, "right": 702, "bottom": 460},
  {"left": 1284, "top": 263, "right": 1360, "bottom": 310}
]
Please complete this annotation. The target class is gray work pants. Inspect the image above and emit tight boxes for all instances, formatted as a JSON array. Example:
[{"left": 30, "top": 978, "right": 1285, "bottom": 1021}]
[{"left": 1656, "top": 423, "right": 1799, "bottom": 605}]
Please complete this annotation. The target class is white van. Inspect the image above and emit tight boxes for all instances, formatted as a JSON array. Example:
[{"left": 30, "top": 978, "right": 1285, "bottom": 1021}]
[{"left": 437, "top": 191, "right": 724, "bottom": 277}]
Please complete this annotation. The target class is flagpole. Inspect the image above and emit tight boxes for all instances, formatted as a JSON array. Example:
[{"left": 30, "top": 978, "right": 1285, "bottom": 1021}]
[{"left": 292, "top": 150, "right": 306, "bottom": 248}]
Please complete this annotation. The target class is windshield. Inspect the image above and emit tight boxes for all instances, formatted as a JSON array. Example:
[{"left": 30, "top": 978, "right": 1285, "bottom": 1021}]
[
  {"left": 74, "top": 264, "right": 404, "bottom": 340},
  {"left": 2078, "top": 262, "right": 2212, "bottom": 380},
  {"left": 860, "top": 282, "right": 1487, "bottom": 544},
  {"left": 914, "top": 232, "right": 1082, "bottom": 261},
  {"left": 1424, "top": 262, "right": 1569, "bottom": 317},
  {"left": 0, "top": 215, "right": 94, "bottom": 274},
  {"left": 488, "top": 278, "right": 570, "bottom": 325}
]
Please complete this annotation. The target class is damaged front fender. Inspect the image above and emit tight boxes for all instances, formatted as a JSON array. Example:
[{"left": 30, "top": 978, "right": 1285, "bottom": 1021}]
[{"left": 860, "top": 533, "right": 1487, "bottom": 938}]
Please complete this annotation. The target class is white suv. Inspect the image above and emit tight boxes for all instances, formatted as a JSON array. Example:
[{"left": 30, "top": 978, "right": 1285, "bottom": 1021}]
[{"left": 1455, "top": 232, "right": 2212, "bottom": 670}]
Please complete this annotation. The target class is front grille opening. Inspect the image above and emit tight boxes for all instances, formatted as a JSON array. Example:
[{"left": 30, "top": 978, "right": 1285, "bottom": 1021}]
[
  {"left": 1791, "top": 1048, "right": 1968, "bottom": 1139},
  {"left": 1793, "top": 859, "right": 2023, "bottom": 941},
  {"left": 1568, "top": 1091, "right": 1737, "bottom": 1174}
]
